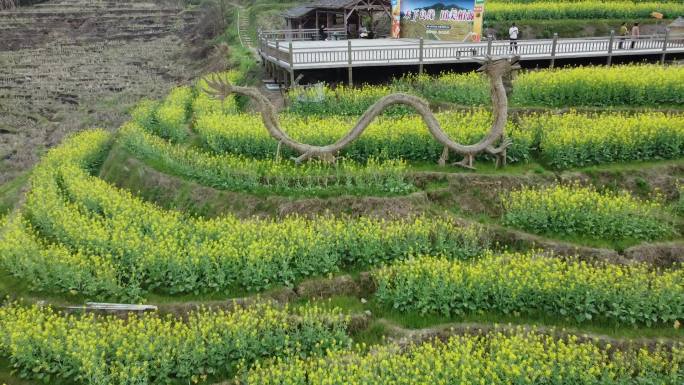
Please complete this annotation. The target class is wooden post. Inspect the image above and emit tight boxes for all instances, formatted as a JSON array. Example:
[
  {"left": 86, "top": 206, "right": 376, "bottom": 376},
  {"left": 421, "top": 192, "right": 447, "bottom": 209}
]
[
  {"left": 347, "top": 39, "right": 353, "bottom": 86},
  {"left": 289, "top": 41, "right": 295, "bottom": 85},
  {"left": 607, "top": 30, "right": 614, "bottom": 66},
  {"left": 661, "top": 28, "right": 669, "bottom": 65},
  {"left": 418, "top": 38, "right": 424, "bottom": 74},
  {"left": 315, "top": 11, "right": 319, "bottom": 39},
  {"left": 550, "top": 33, "right": 558, "bottom": 69},
  {"left": 344, "top": 7, "right": 348, "bottom": 38},
  {"left": 275, "top": 40, "right": 280, "bottom": 62},
  {"left": 358, "top": 11, "right": 362, "bottom": 37},
  {"left": 486, "top": 35, "right": 492, "bottom": 56}
]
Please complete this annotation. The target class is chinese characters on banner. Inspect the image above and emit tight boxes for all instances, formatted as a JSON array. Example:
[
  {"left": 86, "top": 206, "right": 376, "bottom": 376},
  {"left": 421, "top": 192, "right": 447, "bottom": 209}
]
[{"left": 391, "top": 0, "right": 485, "bottom": 42}]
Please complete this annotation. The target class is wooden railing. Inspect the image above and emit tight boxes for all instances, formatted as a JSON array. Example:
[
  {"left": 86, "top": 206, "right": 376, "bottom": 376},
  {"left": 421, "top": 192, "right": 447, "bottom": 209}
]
[
  {"left": 258, "top": 28, "right": 347, "bottom": 43},
  {"left": 259, "top": 30, "right": 684, "bottom": 71}
]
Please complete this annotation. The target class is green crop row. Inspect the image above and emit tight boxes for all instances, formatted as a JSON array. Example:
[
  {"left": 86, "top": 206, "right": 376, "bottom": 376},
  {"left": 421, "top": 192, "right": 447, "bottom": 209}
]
[
  {"left": 0, "top": 303, "right": 350, "bottom": 385},
  {"left": 193, "top": 108, "right": 684, "bottom": 169},
  {"left": 194, "top": 110, "right": 534, "bottom": 164},
  {"left": 133, "top": 71, "right": 684, "bottom": 172},
  {"left": 374, "top": 252, "right": 684, "bottom": 325},
  {"left": 130, "top": 70, "right": 240, "bottom": 143},
  {"left": 135, "top": 86, "right": 194, "bottom": 143},
  {"left": 0, "top": 130, "right": 488, "bottom": 300},
  {"left": 486, "top": 2, "right": 684, "bottom": 20},
  {"left": 531, "top": 111, "right": 684, "bottom": 168},
  {"left": 128, "top": 84, "right": 417, "bottom": 195},
  {"left": 501, "top": 184, "right": 675, "bottom": 240},
  {"left": 287, "top": 65, "right": 684, "bottom": 114},
  {"left": 243, "top": 331, "right": 683, "bottom": 385},
  {"left": 120, "top": 122, "right": 415, "bottom": 196}
]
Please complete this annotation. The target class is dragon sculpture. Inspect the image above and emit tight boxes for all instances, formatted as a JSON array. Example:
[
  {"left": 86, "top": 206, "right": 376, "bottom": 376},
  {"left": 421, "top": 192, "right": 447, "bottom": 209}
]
[{"left": 206, "top": 55, "right": 521, "bottom": 169}]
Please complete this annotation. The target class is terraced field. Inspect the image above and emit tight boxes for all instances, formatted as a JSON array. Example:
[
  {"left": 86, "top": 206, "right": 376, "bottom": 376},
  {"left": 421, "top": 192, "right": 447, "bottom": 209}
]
[
  {"left": 1, "top": 61, "right": 683, "bottom": 384},
  {"left": 0, "top": 0, "right": 198, "bottom": 185},
  {"left": 1, "top": 0, "right": 683, "bottom": 383}
]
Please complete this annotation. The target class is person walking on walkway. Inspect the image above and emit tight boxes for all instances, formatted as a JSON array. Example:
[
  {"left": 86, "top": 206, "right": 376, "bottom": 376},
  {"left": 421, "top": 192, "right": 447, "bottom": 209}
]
[
  {"left": 509, "top": 22, "right": 519, "bottom": 53},
  {"left": 618, "top": 22, "right": 629, "bottom": 49},
  {"left": 319, "top": 25, "right": 327, "bottom": 41},
  {"left": 630, "top": 22, "right": 640, "bottom": 49}
]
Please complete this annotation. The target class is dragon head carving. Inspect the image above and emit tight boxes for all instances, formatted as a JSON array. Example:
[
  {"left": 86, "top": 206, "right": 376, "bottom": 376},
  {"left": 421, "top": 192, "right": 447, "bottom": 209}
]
[
  {"left": 477, "top": 55, "right": 521, "bottom": 97},
  {"left": 476, "top": 55, "right": 521, "bottom": 76}
]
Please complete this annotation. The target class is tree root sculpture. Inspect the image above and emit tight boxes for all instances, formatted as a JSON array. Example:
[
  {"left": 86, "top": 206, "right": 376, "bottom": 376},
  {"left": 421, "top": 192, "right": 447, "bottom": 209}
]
[{"left": 206, "top": 55, "right": 520, "bottom": 169}]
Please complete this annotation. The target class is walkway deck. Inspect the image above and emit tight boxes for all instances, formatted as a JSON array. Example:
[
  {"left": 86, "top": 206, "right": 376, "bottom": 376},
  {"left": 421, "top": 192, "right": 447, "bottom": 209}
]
[{"left": 258, "top": 34, "right": 684, "bottom": 83}]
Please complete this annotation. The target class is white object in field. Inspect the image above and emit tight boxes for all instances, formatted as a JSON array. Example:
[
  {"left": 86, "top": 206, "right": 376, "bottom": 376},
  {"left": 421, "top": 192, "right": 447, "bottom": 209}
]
[{"left": 68, "top": 302, "right": 158, "bottom": 312}]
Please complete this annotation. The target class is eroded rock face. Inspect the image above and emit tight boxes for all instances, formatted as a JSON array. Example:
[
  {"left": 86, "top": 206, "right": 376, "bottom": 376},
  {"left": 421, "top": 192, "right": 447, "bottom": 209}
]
[{"left": 0, "top": 0, "right": 198, "bottom": 184}]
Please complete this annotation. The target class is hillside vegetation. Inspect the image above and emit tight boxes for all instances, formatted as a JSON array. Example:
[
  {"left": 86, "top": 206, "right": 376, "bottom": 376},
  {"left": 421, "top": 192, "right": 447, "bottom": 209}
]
[{"left": 0, "top": 1, "right": 683, "bottom": 385}]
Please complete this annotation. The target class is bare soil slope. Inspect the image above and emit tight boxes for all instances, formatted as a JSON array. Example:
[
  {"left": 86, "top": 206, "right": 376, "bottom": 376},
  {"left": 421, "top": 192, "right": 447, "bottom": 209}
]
[{"left": 0, "top": 0, "right": 199, "bottom": 183}]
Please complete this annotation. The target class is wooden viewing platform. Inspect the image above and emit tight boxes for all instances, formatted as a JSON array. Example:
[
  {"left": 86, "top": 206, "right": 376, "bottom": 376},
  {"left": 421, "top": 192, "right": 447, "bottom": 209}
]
[{"left": 258, "top": 31, "right": 684, "bottom": 85}]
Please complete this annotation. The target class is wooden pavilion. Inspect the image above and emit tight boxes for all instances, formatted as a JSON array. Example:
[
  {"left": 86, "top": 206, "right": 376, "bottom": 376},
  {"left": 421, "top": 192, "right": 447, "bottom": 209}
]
[{"left": 282, "top": 0, "right": 391, "bottom": 38}]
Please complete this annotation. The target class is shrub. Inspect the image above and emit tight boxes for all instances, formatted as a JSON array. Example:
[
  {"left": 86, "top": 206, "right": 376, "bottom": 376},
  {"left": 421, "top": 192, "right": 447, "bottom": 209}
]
[
  {"left": 194, "top": 110, "right": 534, "bottom": 164},
  {"left": 0, "top": 303, "right": 350, "bottom": 384},
  {"left": 486, "top": 2, "right": 684, "bottom": 21},
  {"left": 501, "top": 184, "right": 674, "bottom": 240},
  {"left": 153, "top": 86, "right": 194, "bottom": 143},
  {"left": 120, "top": 122, "right": 416, "bottom": 195},
  {"left": 286, "top": 65, "right": 684, "bottom": 115},
  {"left": 524, "top": 111, "right": 684, "bottom": 169},
  {"left": 243, "top": 331, "right": 684, "bottom": 385},
  {"left": 0, "top": 131, "right": 488, "bottom": 300},
  {"left": 374, "top": 252, "right": 684, "bottom": 325}
]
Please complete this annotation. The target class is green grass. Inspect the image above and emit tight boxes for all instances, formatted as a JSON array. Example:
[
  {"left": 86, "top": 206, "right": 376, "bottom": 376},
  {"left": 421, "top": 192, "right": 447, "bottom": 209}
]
[
  {"left": 0, "top": 358, "right": 42, "bottom": 385},
  {"left": 0, "top": 173, "right": 29, "bottom": 216},
  {"left": 103, "top": 143, "right": 416, "bottom": 201},
  {"left": 408, "top": 159, "right": 549, "bottom": 175},
  {"left": 0, "top": 269, "right": 93, "bottom": 307},
  {"left": 297, "top": 296, "right": 684, "bottom": 344},
  {"left": 577, "top": 158, "right": 684, "bottom": 173},
  {"left": 0, "top": 358, "right": 79, "bottom": 385},
  {"left": 100, "top": 139, "right": 682, "bottom": 250},
  {"left": 0, "top": 262, "right": 297, "bottom": 307}
]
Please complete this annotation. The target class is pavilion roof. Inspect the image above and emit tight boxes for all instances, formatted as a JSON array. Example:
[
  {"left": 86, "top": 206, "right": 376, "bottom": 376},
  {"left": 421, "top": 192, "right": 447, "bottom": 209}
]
[{"left": 283, "top": 0, "right": 390, "bottom": 19}]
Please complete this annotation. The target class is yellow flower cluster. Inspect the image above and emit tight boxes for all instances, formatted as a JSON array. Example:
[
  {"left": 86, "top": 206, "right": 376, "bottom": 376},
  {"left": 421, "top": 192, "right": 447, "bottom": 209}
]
[
  {"left": 375, "top": 253, "right": 684, "bottom": 325},
  {"left": 523, "top": 111, "right": 684, "bottom": 168},
  {"left": 0, "top": 130, "right": 487, "bottom": 299},
  {"left": 119, "top": 122, "right": 415, "bottom": 195},
  {"left": 487, "top": 1, "right": 684, "bottom": 21},
  {"left": 129, "top": 99, "right": 158, "bottom": 131},
  {"left": 194, "top": 107, "right": 684, "bottom": 169},
  {"left": 374, "top": 251, "right": 684, "bottom": 325},
  {"left": 287, "top": 65, "right": 683, "bottom": 113},
  {"left": 502, "top": 183, "right": 674, "bottom": 240},
  {"left": 243, "top": 329, "right": 683, "bottom": 385},
  {"left": 154, "top": 86, "right": 194, "bottom": 142},
  {"left": 0, "top": 302, "right": 350, "bottom": 385},
  {"left": 194, "top": 110, "right": 533, "bottom": 163},
  {"left": 192, "top": 70, "right": 240, "bottom": 117},
  {"left": 288, "top": 83, "right": 401, "bottom": 116},
  {"left": 513, "top": 64, "right": 683, "bottom": 107}
]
